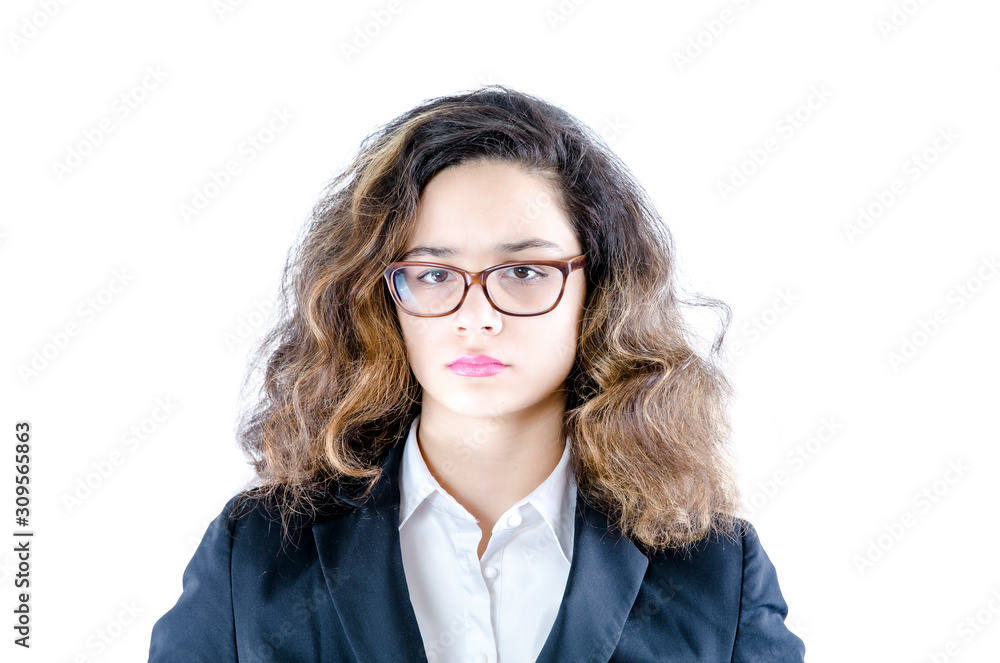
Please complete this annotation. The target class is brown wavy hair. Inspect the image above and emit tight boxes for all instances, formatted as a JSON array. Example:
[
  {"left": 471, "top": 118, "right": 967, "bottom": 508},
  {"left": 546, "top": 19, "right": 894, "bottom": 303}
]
[{"left": 234, "top": 85, "right": 741, "bottom": 550}]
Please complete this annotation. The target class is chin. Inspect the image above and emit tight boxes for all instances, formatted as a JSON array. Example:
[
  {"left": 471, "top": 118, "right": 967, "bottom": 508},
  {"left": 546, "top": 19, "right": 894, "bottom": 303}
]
[{"left": 439, "top": 398, "right": 510, "bottom": 421}]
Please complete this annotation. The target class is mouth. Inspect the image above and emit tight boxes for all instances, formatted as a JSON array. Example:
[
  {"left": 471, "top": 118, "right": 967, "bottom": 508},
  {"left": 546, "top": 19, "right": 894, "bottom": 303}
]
[{"left": 448, "top": 355, "right": 507, "bottom": 377}]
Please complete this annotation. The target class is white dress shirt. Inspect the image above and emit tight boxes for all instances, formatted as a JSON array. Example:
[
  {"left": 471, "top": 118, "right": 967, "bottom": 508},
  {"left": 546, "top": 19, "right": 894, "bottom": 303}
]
[{"left": 398, "top": 414, "right": 577, "bottom": 663}]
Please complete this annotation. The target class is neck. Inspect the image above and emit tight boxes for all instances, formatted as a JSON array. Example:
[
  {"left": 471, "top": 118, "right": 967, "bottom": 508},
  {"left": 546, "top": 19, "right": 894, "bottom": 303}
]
[{"left": 415, "top": 395, "right": 568, "bottom": 532}]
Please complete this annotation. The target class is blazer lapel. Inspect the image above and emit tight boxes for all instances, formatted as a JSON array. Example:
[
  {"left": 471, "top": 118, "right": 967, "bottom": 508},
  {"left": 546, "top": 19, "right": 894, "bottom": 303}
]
[
  {"left": 312, "top": 439, "right": 427, "bottom": 663},
  {"left": 535, "top": 497, "right": 650, "bottom": 663}
]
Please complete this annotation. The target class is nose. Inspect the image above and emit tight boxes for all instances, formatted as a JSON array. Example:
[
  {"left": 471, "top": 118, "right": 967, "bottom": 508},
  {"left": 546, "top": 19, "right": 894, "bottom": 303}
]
[{"left": 453, "top": 283, "right": 503, "bottom": 335}]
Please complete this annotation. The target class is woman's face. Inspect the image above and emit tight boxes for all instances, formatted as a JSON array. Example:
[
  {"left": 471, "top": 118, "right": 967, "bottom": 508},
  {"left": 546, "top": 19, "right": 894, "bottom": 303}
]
[{"left": 395, "top": 160, "right": 586, "bottom": 423}]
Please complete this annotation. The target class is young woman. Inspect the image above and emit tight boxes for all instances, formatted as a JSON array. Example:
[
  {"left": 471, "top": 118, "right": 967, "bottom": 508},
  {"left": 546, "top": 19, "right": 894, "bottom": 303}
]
[{"left": 148, "top": 86, "right": 806, "bottom": 662}]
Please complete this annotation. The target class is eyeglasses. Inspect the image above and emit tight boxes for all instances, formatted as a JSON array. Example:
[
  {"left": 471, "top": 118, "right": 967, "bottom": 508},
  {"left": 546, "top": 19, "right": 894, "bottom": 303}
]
[{"left": 384, "top": 255, "right": 586, "bottom": 317}]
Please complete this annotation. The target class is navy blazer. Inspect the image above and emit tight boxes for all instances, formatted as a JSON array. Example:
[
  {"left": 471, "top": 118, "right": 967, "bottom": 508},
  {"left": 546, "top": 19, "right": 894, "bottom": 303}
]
[{"left": 148, "top": 434, "right": 805, "bottom": 662}]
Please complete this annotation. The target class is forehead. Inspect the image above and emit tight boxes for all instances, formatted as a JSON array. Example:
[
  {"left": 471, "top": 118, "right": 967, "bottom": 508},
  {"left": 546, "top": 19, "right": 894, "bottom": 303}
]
[{"left": 405, "top": 161, "right": 580, "bottom": 260}]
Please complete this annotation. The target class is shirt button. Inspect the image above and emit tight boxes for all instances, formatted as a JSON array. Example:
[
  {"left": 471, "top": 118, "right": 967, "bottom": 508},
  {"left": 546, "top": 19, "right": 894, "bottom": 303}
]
[
  {"left": 472, "top": 654, "right": 488, "bottom": 663},
  {"left": 483, "top": 565, "right": 498, "bottom": 579},
  {"left": 507, "top": 513, "right": 522, "bottom": 527}
]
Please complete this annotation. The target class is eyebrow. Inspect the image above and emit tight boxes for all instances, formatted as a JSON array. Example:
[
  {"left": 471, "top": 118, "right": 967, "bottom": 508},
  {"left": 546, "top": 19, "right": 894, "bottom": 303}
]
[{"left": 401, "top": 238, "right": 565, "bottom": 260}]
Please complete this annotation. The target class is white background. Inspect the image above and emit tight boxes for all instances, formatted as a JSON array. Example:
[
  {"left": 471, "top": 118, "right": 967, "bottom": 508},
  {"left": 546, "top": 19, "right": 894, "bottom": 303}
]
[{"left": 2, "top": 1, "right": 999, "bottom": 661}]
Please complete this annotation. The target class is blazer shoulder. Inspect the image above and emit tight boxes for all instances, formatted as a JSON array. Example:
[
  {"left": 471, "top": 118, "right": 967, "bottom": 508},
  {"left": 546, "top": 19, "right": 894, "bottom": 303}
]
[
  {"left": 150, "top": 485, "right": 363, "bottom": 662},
  {"left": 622, "top": 517, "right": 804, "bottom": 662},
  {"left": 220, "top": 483, "right": 362, "bottom": 555},
  {"left": 730, "top": 518, "right": 806, "bottom": 663},
  {"left": 149, "top": 495, "right": 244, "bottom": 661},
  {"left": 639, "top": 516, "right": 749, "bottom": 565}
]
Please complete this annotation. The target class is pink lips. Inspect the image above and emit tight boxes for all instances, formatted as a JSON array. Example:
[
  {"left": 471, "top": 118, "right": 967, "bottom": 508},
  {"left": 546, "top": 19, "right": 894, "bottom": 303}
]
[{"left": 448, "top": 354, "right": 507, "bottom": 377}]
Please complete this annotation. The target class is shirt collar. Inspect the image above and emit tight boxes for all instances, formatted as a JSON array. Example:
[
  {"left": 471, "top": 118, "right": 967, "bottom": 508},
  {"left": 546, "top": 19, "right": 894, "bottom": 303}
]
[{"left": 398, "top": 414, "right": 577, "bottom": 563}]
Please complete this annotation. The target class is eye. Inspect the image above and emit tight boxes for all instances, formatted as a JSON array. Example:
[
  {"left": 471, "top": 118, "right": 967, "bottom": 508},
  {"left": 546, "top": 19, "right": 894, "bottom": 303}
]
[
  {"left": 505, "top": 265, "right": 541, "bottom": 280},
  {"left": 416, "top": 269, "right": 454, "bottom": 284}
]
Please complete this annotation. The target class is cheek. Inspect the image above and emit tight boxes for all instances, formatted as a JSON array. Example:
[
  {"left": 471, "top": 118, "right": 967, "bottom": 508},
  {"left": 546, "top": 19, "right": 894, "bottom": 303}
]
[
  {"left": 559, "top": 321, "right": 581, "bottom": 372},
  {"left": 536, "top": 310, "right": 582, "bottom": 376},
  {"left": 397, "top": 315, "right": 439, "bottom": 375},
  {"left": 397, "top": 311, "right": 429, "bottom": 345},
  {"left": 555, "top": 288, "right": 585, "bottom": 364},
  {"left": 396, "top": 315, "right": 421, "bottom": 363}
]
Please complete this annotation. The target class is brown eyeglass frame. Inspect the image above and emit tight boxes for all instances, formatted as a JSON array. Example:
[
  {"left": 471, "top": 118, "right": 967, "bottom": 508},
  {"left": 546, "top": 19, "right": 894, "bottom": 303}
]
[{"left": 384, "top": 254, "right": 587, "bottom": 318}]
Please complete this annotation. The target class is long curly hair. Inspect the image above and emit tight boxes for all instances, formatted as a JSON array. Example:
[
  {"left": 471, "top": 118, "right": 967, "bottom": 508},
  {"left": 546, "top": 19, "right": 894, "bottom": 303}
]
[{"left": 234, "top": 85, "right": 741, "bottom": 550}]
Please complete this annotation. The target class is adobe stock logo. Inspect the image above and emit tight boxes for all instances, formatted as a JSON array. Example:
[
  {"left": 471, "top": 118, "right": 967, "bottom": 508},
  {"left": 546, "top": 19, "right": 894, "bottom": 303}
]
[
  {"left": 51, "top": 65, "right": 168, "bottom": 182},
  {"left": 7, "top": 0, "right": 72, "bottom": 54},
  {"left": 339, "top": 0, "right": 408, "bottom": 63},
  {"left": 544, "top": 0, "right": 591, "bottom": 31},
  {"left": 18, "top": 268, "right": 134, "bottom": 384},
  {"left": 743, "top": 417, "right": 843, "bottom": 518},
  {"left": 61, "top": 398, "right": 178, "bottom": 513},
  {"left": 223, "top": 299, "right": 273, "bottom": 353},
  {"left": 716, "top": 85, "right": 833, "bottom": 202},
  {"left": 877, "top": 0, "right": 932, "bottom": 40},
  {"left": 926, "top": 589, "right": 1000, "bottom": 663},
  {"left": 671, "top": 0, "right": 757, "bottom": 73},
  {"left": 886, "top": 255, "right": 998, "bottom": 372},
  {"left": 842, "top": 126, "right": 959, "bottom": 244},
  {"left": 178, "top": 107, "right": 295, "bottom": 223},
  {"left": 852, "top": 459, "right": 969, "bottom": 575},
  {"left": 728, "top": 287, "right": 799, "bottom": 359}
]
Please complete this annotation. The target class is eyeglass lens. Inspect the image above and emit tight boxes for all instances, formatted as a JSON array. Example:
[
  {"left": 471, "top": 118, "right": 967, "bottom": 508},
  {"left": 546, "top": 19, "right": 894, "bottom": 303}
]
[{"left": 391, "top": 264, "right": 564, "bottom": 315}]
